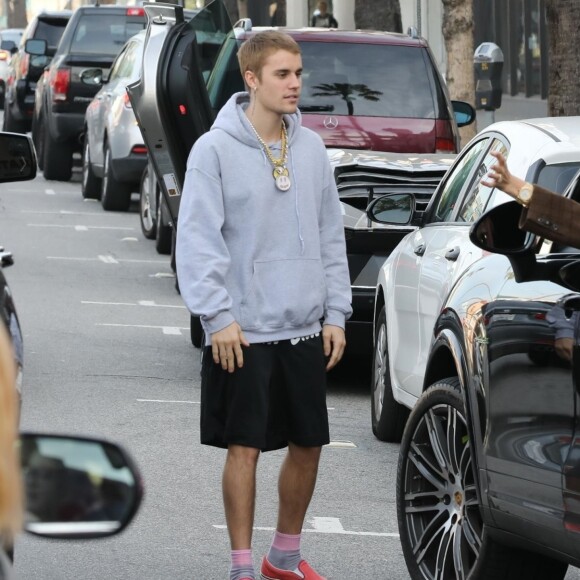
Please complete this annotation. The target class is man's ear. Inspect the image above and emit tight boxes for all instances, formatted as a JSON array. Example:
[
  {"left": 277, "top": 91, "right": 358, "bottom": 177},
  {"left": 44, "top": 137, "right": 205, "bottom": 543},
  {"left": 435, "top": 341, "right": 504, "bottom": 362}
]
[{"left": 244, "top": 70, "right": 257, "bottom": 91}]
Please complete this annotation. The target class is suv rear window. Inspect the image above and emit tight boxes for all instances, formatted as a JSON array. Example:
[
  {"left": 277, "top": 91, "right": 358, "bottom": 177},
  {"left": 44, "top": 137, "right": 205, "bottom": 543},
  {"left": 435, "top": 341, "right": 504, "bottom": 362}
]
[
  {"left": 71, "top": 14, "right": 145, "bottom": 56},
  {"left": 299, "top": 43, "right": 436, "bottom": 119},
  {"left": 35, "top": 18, "right": 70, "bottom": 50}
]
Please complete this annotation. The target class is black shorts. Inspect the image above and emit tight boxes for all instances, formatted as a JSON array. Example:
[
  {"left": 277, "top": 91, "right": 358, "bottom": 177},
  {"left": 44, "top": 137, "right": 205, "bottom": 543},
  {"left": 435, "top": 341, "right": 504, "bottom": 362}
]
[{"left": 200, "top": 334, "right": 329, "bottom": 452}]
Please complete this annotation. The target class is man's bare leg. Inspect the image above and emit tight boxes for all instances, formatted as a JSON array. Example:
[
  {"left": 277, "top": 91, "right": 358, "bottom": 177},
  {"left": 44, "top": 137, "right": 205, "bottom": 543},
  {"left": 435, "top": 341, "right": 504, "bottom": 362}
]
[
  {"left": 223, "top": 444, "right": 261, "bottom": 549},
  {"left": 277, "top": 443, "right": 322, "bottom": 533}
]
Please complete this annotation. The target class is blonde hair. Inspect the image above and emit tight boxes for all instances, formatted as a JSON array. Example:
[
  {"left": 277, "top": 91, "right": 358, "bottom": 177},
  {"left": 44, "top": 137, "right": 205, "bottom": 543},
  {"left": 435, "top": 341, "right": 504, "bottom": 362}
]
[
  {"left": 237, "top": 31, "right": 301, "bottom": 82},
  {"left": 0, "top": 325, "right": 23, "bottom": 542}
]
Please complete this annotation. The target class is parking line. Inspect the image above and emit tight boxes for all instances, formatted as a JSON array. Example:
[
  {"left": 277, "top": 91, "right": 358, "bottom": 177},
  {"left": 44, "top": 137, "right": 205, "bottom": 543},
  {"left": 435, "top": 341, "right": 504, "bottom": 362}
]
[
  {"left": 137, "top": 399, "right": 200, "bottom": 404},
  {"left": 29, "top": 223, "right": 135, "bottom": 231},
  {"left": 82, "top": 300, "right": 186, "bottom": 309},
  {"left": 47, "top": 256, "right": 167, "bottom": 264},
  {"left": 96, "top": 323, "right": 189, "bottom": 335},
  {"left": 45, "top": 189, "right": 55, "bottom": 195},
  {"left": 98, "top": 255, "right": 119, "bottom": 264}
]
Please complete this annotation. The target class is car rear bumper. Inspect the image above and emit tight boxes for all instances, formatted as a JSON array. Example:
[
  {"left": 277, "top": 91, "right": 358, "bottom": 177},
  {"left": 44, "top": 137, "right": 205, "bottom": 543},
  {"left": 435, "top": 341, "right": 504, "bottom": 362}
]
[{"left": 110, "top": 153, "right": 147, "bottom": 184}]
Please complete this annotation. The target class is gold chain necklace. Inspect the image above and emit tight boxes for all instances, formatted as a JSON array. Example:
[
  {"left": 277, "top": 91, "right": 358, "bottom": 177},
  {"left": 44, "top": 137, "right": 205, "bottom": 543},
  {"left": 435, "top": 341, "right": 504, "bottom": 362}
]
[{"left": 247, "top": 120, "right": 291, "bottom": 191}]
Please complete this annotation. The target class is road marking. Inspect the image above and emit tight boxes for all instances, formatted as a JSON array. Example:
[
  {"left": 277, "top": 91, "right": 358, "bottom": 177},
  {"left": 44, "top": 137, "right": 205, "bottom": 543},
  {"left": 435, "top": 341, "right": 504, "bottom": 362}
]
[
  {"left": 47, "top": 256, "right": 167, "bottom": 264},
  {"left": 121, "top": 237, "right": 139, "bottom": 242},
  {"left": 98, "top": 255, "right": 119, "bottom": 264},
  {"left": 214, "top": 517, "right": 399, "bottom": 538},
  {"left": 45, "top": 189, "right": 55, "bottom": 195},
  {"left": 151, "top": 272, "right": 176, "bottom": 278},
  {"left": 82, "top": 300, "right": 186, "bottom": 309},
  {"left": 96, "top": 323, "right": 188, "bottom": 335},
  {"left": 75, "top": 225, "right": 88, "bottom": 231},
  {"left": 22, "top": 210, "right": 107, "bottom": 216},
  {"left": 137, "top": 399, "right": 200, "bottom": 404},
  {"left": 326, "top": 440, "right": 357, "bottom": 449},
  {"left": 29, "top": 223, "right": 135, "bottom": 231}
]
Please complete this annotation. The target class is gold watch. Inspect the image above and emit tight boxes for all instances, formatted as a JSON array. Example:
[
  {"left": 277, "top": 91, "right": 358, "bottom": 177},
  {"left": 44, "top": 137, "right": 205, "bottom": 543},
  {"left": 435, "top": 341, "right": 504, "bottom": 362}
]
[{"left": 517, "top": 182, "right": 534, "bottom": 207}]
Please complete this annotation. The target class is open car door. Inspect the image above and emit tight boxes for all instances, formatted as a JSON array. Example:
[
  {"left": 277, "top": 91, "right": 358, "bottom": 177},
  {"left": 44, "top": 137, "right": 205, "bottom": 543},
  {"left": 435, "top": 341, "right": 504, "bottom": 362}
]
[{"left": 127, "top": 0, "right": 232, "bottom": 227}]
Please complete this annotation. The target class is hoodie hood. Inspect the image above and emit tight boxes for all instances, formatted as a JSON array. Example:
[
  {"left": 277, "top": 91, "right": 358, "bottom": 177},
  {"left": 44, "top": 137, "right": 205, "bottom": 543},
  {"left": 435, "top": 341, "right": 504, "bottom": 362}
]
[{"left": 211, "top": 92, "right": 302, "bottom": 147}]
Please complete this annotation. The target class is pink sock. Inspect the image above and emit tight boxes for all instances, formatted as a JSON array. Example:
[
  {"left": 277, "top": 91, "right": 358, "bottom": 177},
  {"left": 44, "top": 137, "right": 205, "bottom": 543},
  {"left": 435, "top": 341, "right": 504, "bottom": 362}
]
[
  {"left": 230, "top": 549, "right": 254, "bottom": 580},
  {"left": 272, "top": 531, "right": 301, "bottom": 551},
  {"left": 268, "top": 531, "right": 301, "bottom": 570}
]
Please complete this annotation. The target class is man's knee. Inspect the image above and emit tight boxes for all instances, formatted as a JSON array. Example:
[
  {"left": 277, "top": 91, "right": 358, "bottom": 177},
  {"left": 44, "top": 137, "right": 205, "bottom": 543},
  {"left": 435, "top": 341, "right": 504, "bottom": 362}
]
[
  {"left": 226, "top": 444, "right": 260, "bottom": 468},
  {"left": 288, "top": 443, "right": 322, "bottom": 466}
]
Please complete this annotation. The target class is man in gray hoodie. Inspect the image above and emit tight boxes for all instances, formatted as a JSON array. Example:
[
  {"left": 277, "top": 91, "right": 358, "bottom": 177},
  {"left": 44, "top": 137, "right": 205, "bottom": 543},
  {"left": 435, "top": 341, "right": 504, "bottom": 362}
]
[{"left": 176, "top": 31, "right": 352, "bottom": 580}]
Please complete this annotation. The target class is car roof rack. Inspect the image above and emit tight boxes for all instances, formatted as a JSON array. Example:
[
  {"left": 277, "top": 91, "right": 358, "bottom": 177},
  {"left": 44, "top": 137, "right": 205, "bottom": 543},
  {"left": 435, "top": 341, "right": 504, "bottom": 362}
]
[{"left": 234, "top": 18, "right": 252, "bottom": 31}]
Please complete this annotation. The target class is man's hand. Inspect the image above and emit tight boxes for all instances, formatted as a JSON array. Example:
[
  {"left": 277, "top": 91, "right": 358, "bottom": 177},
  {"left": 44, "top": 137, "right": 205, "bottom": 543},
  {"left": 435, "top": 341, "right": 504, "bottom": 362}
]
[
  {"left": 322, "top": 324, "right": 346, "bottom": 371},
  {"left": 211, "top": 322, "right": 250, "bottom": 373}
]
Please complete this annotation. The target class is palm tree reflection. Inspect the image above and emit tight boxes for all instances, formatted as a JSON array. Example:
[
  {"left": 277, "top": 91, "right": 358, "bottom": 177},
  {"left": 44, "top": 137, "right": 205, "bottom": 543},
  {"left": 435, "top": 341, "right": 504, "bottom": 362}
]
[{"left": 311, "top": 83, "right": 383, "bottom": 115}]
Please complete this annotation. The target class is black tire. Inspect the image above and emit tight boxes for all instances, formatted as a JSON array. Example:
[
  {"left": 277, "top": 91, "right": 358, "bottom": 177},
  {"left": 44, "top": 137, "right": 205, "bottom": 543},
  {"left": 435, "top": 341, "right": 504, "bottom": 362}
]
[
  {"left": 3, "top": 102, "right": 27, "bottom": 133},
  {"left": 139, "top": 165, "right": 156, "bottom": 239},
  {"left": 101, "top": 141, "right": 132, "bottom": 211},
  {"left": 43, "top": 127, "right": 73, "bottom": 181},
  {"left": 0, "top": 81, "right": 5, "bottom": 110},
  {"left": 371, "top": 305, "right": 409, "bottom": 442},
  {"left": 81, "top": 134, "right": 101, "bottom": 200},
  {"left": 155, "top": 194, "right": 172, "bottom": 255},
  {"left": 190, "top": 315, "right": 204, "bottom": 348},
  {"left": 397, "top": 379, "right": 568, "bottom": 580}
]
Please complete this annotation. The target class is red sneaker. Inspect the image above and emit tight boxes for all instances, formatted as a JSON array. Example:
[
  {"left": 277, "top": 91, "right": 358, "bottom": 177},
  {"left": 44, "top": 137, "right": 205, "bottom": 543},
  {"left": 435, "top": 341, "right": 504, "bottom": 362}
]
[{"left": 260, "top": 557, "right": 327, "bottom": 580}]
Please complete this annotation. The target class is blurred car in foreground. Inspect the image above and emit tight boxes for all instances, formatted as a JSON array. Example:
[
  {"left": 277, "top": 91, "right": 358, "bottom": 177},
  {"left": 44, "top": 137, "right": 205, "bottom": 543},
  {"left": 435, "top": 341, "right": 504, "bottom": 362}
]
[
  {"left": 367, "top": 117, "right": 580, "bottom": 578},
  {"left": 3, "top": 11, "right": 71, "bottom": 132},
  {"left": 81, "top": 29, "right": 148, "bottom": 211},
  {"left": 0, "top": 28, "right": 23, "bottom": 108}
]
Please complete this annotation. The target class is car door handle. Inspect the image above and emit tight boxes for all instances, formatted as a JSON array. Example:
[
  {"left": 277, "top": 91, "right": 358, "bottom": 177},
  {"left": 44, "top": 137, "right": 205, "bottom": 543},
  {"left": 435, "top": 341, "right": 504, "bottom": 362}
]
[
  {"left": 414, "top": 244, "right": 425, "bottom": 256},
  {"left": 445, "top": 247, "right": 460, "bottom": 261}
]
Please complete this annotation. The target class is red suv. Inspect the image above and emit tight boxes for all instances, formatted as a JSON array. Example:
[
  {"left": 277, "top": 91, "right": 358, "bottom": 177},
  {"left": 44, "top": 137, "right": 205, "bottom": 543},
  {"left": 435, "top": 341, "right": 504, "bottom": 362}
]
[{"left": 217, "top": 23, "right": 474, "bottom": 153}]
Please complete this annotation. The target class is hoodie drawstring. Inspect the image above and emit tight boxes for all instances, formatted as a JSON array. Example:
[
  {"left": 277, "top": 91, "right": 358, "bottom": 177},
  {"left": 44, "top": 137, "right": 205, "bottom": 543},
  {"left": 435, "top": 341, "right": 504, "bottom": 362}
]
[{"left": 289, "top": 147, "right": 305, "bottom": 255}]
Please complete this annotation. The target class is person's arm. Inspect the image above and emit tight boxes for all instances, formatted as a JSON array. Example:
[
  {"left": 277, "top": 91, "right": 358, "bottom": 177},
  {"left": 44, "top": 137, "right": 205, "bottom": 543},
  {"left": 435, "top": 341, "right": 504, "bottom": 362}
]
[
  {"left": 318, "top": 148, "right": 353, "bottom": 369},
  {"left": 482, "top": 151, "right": 580, "bottom": 248}
]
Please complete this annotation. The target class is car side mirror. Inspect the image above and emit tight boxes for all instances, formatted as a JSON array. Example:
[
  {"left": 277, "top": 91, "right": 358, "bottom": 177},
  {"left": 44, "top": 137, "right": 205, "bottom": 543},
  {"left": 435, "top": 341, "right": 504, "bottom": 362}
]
[
  {"left": 25, "top": 38, "right": 47, "bottom": 56},
  {"left": 0, "top": 133, "right": 36, "bottom": 183},
  {"left": 20, "top": 433, "right": 143, "bottom": 540},
  {"left": 452, "top": 100, "right": 476, "bottom": 127},
  {"left": 470, "top": 201, "right": 535, "bottom": 254},
  {"left": 366, "top": 193, "right": 415, "bottom": 225},
  {"left": 558, "top": 261, "right": 580, "bottom": 293},
  {"left": 80, "top": 68, "right": 106, "bottom": 87}
]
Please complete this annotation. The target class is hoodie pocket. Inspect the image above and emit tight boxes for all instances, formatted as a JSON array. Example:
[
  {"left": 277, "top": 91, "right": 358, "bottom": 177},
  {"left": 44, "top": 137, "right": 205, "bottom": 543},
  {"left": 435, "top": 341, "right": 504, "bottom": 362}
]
[{"left": 240, "top": 258, "right": 326, "bottom": 331}]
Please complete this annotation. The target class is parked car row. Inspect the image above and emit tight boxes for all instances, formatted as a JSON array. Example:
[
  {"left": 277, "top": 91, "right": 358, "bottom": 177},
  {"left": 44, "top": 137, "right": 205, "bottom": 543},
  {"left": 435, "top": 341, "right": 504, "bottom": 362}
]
[{"left": 0, "top": 27, "right": 24, "bottom": 109}]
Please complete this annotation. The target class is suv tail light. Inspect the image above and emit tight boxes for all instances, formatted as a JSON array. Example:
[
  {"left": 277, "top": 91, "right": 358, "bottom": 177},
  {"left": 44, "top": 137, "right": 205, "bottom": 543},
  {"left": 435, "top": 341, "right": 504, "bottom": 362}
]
[
  {"left": 123, "top": 92, "right": 132, "bottom": 109},
  {"left": 434, "top": 120, "right": 457, "bottom": 153},
  {"left": 50, "top": 67, "right": 71, "bottom": 102},
  {"left": 127, "top": 7, "right": 144, "bottom": 16},
  {"left": 131, "top": 145, "right": 147, "bottom": 155},
  {"left": 0, "top": 50, "right": 9, "bottom": 62}
]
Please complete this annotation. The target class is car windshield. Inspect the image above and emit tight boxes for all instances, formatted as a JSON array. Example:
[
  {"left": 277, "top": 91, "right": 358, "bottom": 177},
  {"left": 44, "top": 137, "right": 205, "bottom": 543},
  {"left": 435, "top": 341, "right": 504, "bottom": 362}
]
[
  {"left": 299, "top": 42, "right": 436, "bottom": 119},
  {"left": 36, "top": 18, "right": 69, "bottom": 49},
  {"left": 71, "top": 14, "right": 145, "bottom": 56}
]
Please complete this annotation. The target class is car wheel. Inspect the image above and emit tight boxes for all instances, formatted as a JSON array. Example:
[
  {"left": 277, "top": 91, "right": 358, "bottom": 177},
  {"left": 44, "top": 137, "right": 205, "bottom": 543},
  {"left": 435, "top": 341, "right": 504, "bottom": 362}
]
[
  {"left": 81, "top": 134, "right": 102, "bottom": 200},
  {"left": 397, "top": 379, "right": 569, "bottom": 580},
  {"left": 101, "top": 141, "right": 132, "bottom": 211},
  {"left": 3, "top": 102, "right": 27, "bottom": 133},
  {"left": 190, "top": 315, "right": 204, "bottom": 348},
  {"left": 139, "top": 165, "right": 156, "bottom": 239},
  {"left": 0, "top": 81, "right": 5, "bottom": 110},
  {"left": 42, "top": 128, "right": 73, "bottom": 181},
  {"left": 155, "top": 194, "right": 172, "bottom": 255},
  {"left": 371, "top": 305, "right": 408, "bottom": 442}
]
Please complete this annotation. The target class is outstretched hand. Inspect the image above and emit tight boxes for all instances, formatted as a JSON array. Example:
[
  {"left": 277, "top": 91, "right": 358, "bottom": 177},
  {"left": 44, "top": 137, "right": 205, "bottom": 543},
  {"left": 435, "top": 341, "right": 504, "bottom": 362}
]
[
  {"left": 322, "top": 324, "right": 346, "bottom": 371},
  {"left": 211, "top": 322, "right": 250, "bottom": 373},
  {"left": 480, "top": 151, "right": 526, "bottom": 198}
]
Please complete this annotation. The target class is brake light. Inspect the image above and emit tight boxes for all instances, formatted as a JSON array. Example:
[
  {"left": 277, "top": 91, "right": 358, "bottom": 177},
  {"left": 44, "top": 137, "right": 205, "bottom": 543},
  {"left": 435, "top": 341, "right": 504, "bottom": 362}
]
[
  {"left": 127, "top": 7, "right": 144, "bottom": 16},
  {"left": 123, "top": 91, "right": 132, "bottom": 109},
  {"left": 131, "top": 145, "right": 148, "bottom": 155},
  {"left": 20, "top": 54, "right": 29, "bottom": 77},
  {"left": 178, "top": 104, "right": 187, "bottom": 115},
  {"left": 50, "top": 67, "right": 71, "bottom": 102},
  {"left": 0, "top": 50, "right": 8, "bottom": 61},
  {"left": 435, "top": 137, "right": 455, "bottom": 153}
]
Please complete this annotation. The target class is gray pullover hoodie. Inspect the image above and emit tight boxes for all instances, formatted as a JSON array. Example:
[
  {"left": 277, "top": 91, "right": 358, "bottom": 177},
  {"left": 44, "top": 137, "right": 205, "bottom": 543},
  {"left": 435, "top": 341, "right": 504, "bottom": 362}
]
[{"left": 176, "top": 92, "right": 352, "bottom": 345}]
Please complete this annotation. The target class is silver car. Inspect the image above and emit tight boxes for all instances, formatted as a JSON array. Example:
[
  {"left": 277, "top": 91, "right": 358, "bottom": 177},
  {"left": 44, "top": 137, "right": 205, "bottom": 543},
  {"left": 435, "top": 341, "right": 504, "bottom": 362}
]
[
  {"left": 0, "top": 28, "right": 23, "bottom": 108},
  {"left": 81, "top": 29, "right": 148, "bottom": 211}
]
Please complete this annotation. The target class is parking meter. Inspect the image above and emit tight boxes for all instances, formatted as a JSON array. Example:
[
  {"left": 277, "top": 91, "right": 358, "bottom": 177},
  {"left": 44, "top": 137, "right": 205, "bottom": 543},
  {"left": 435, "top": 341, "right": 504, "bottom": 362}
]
[{"left": 474, "top": 42, "right": 504, "bottom": 111}]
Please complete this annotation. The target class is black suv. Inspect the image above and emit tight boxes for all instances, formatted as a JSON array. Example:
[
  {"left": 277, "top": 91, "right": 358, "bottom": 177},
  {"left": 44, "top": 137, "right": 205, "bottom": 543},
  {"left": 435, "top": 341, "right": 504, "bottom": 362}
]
[
  {"left": 30, "top": 4, "right": 146, "bottom": 181},
  {"left": 3, "top": 11, "right": 72, "bottom": 133}
]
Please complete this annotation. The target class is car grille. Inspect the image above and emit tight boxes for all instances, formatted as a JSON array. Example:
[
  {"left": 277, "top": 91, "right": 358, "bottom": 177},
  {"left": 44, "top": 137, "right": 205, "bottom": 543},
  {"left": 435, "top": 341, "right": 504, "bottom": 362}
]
[{"left": 335, "top": 165, "right": 446, "bottom": 216}]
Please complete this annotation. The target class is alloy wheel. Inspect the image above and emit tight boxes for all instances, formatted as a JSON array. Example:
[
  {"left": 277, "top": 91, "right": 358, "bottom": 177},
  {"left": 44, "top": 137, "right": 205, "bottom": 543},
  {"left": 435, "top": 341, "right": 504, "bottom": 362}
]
[
  {"left": 373, "top": 321, "right": 387, "bottom": 423},
  {"left": 401, "top": 399, "right": 482, "bottom": 579}
]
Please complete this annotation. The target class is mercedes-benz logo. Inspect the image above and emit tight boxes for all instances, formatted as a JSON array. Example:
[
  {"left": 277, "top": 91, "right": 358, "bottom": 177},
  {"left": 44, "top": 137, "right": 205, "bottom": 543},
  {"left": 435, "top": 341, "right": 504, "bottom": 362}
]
[{"left": 323, "top": 116, "right": 338, "bottom": 129}]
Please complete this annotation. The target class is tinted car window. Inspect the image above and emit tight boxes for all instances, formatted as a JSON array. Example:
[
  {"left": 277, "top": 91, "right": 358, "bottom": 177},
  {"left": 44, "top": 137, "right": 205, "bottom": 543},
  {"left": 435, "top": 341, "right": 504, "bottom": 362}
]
[
  {"left": 433, "top": 139, "right": 489, "bottom": 222},
  {"left": 457, "top": 139, "right": 508, "bottom": 222},
  {"left": 299, "top": 43, "right": 435, "bottom": 119},
  {"left": 71, "top": 15, "right": 145, "bottom": 56},
  {"left": 35, "top": 18, "right": 69, "bottom": 49},
  {"left": 109, "top": 41, "right": 138, "bottom": 82}
]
